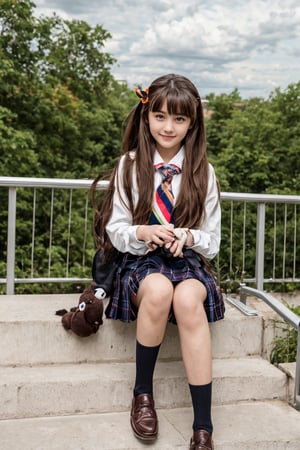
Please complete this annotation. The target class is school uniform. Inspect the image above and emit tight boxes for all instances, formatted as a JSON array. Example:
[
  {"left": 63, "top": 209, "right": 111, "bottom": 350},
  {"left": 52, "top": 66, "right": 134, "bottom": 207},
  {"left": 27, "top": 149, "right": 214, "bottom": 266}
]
[{"left": 105, "top": 147, "right": 225, "bottom": 323}]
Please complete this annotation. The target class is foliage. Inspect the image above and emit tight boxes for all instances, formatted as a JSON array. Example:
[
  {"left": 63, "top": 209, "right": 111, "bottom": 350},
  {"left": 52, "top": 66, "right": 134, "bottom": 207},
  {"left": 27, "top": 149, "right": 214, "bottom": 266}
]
[
  {"left": 270, "top": 304, "right": 300, "bottom": 364},
  {"left": 206, "top": 84, "right": 300, "bottom": 194},
  {"left": 0, "top": 0, "right": 137, "bottom": 179}
]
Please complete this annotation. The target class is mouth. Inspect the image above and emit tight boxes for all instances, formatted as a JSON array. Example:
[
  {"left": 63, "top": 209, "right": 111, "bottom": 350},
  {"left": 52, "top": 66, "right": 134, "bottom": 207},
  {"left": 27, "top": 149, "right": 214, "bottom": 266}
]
[{"left": 160, "top": 134, "right": 175, "bottom": 140}]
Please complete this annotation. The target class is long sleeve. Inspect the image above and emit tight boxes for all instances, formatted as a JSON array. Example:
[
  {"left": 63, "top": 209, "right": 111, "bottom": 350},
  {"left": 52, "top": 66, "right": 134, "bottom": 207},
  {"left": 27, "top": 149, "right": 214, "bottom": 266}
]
[{"left": 106, "top": 155, "right": 148, "bottom": 255}]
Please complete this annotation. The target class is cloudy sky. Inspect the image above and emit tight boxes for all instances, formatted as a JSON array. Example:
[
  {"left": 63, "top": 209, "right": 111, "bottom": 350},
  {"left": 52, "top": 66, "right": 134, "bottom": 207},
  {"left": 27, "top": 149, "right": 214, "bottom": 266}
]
[{"left": 34, "top": 0, "right": 300, "bottom": 99}]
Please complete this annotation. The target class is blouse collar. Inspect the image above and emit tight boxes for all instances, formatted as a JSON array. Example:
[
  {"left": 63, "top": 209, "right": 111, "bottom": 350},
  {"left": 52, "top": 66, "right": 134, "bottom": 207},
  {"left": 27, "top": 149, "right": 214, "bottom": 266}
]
[{"left": 153, "top": 146, "right": 185, "bottom": 169}]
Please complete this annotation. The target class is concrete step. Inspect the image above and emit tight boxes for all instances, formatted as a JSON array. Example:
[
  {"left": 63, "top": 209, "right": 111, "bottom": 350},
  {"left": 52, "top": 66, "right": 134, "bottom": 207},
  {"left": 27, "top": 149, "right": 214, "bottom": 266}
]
[
  {"left": 0, "top": 357, "right": 287, "bottom": 419},
  {"left": 0, "top": 400, "right": 299, "bottom": 450},
  {"left": 0, "top": 294, "right": 263, "bottom": 366}
]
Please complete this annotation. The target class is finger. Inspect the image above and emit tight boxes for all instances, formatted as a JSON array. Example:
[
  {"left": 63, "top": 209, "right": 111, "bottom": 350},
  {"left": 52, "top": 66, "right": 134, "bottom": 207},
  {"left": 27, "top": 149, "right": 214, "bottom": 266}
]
[
  {"left": 157, "top": 231, "right": 174, "bottom": 244},
  {"left": 146, "top": 240, "right": 158, "bottom": 250},
  {"left": 152, "top": 233, "right": 169, "bottom": 247},
  {"left": 172, "top": 241, "right": 185, "bottom": 258},
  {"left": 168, "top": 241, "right": 179, "bottom": 256},
  {"left": 162, "top": 225, "right": 175, "bottom": 236},
  {"left": 151, "top": 237, "right": 163, "bottom": 247}
]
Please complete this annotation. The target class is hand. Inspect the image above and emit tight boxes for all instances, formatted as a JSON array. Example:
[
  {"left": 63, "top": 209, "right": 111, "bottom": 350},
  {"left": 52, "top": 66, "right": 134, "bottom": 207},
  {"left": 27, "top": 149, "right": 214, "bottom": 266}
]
[
  {"left": 164, "top": 228, "right": 188, "bottom": 257},
  {"left": 137, "top": 224, "right": 175, "bottom": 251}
]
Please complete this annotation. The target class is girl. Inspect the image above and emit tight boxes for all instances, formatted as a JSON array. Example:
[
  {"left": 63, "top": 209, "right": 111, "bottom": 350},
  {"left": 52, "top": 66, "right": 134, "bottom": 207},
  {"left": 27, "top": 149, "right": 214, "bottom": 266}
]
[{"left": 91, "top": 74, "right": 225, "bottom": 450}]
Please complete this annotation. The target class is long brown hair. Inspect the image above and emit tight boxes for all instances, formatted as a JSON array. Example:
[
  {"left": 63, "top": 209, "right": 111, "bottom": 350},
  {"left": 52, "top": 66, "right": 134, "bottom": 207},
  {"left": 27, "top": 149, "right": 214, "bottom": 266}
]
[{"left": 91, "top": 73, "right": 209, "bottom": 251}]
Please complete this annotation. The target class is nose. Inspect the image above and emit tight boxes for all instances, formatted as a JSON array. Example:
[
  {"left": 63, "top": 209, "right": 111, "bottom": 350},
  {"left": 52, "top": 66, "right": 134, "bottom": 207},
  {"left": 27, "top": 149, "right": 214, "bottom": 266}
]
[{"left": 163, "top": 117, "right": 174, "bottom": 134}]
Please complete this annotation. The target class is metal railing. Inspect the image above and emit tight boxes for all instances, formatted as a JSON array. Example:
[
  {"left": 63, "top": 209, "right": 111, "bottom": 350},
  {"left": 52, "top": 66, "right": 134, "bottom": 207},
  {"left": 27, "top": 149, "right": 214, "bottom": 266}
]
[
  {"left": 1, "top": 177, "right": 108, "bottom": 294},
  {"left": 221, "top": 192, "right": 300, "bottom": 291},
  {"left": 0, "top": 176, "right": 300, "bottom": 294},
  {"left": 240, "top": 285, "right": 300, "bottom": 411}
]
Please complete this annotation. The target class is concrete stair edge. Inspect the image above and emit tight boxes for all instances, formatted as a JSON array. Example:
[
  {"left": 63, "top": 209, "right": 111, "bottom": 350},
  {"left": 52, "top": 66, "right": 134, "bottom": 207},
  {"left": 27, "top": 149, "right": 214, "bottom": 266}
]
[
  {"left": 0, "top": 294, "right": 263, "bottom": 365},
  {"left": 279, "top": 362, "right": 296, "bottom": 406},
  {"left": 0, "top": 400, "right": 299, "bottom": 450},
  {"left": 0, "top": 357, "right": 288, "bottom": 420}
]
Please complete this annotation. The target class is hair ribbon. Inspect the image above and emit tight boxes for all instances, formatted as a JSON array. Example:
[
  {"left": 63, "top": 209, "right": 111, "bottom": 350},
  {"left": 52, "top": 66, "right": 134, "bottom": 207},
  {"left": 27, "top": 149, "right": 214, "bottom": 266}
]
[{"left": 135, "top": 86, "right": 149, "bottom": 104}]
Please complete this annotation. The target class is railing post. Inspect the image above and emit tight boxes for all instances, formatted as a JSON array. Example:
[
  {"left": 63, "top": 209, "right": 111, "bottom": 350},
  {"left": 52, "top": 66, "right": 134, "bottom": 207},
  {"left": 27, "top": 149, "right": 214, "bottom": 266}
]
[
  {"left": 295, "top": 325, "right": 300, "bottom": 411},
  {"left": 239, "top": 282, "right": 247, "bottom": 304},
  {"left": 6, "top": 187, "right": 17, "bottom": 295},
  {"left": 256, "top": 203, "right": 265, "bottom": 291}
]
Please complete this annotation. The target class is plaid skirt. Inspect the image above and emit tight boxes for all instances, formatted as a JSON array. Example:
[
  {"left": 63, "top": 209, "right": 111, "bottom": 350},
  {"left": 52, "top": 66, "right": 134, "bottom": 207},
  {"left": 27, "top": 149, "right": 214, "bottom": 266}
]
[{"left": 105, "top": 247, "right": 225, "bottom": 324}]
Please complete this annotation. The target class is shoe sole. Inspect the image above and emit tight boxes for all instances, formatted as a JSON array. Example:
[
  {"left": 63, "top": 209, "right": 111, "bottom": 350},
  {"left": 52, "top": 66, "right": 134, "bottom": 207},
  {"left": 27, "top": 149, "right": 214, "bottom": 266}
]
[{"left": 130, "top": 418, "right": 158, "bottom": 441}]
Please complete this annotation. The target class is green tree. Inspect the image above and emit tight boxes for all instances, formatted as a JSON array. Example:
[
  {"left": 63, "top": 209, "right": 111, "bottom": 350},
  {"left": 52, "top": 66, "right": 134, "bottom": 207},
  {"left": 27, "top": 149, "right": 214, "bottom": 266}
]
[
  {"left": 268, "top": 82, "right": 300, "bottom": 194},
  {"left": 206, "top": 84, "right": 300, "bottom": 195},
  {"left": 0, "top": 1, "right": 137, "bottom": 292},
  {"left": 205, "top": 89, "right": 242, "bottom": 156},
  {"left": 0, "top": 0, "right": 134, "bottom": 179}
]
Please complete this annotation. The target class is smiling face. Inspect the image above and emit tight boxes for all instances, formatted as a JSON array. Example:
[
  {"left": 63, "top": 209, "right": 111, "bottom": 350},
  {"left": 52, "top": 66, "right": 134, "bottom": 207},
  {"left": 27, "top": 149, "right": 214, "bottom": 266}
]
[{"left": 148, "top": 100, "right": 191, "bottom": 160}]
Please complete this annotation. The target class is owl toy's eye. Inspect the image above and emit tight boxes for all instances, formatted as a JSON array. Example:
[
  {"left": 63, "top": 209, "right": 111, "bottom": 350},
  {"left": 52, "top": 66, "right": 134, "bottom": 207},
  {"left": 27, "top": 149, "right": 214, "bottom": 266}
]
[{"left": 78, "top": 302, "right": 86, "bottom": 311}]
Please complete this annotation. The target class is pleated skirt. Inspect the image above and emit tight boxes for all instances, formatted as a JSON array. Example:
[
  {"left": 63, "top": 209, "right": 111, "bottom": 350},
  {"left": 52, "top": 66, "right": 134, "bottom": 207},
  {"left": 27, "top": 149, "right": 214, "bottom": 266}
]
[{"left": 105, "top": 247, "right": 225, "bottom": 324}]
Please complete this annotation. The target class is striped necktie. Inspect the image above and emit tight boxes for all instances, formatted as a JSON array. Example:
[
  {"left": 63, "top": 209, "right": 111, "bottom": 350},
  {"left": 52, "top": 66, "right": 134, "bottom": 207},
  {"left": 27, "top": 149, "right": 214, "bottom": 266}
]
[{"left": 149, "top": 163, "right": 181, "bottom": 225}]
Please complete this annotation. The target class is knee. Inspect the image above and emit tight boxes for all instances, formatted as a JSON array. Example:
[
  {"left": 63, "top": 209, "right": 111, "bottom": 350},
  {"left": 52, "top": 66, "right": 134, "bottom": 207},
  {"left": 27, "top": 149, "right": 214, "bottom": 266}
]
[
  {"left": 173, "top": 295, "right": 207, "bottom": 327},
  {"left": 173, "top": 295, "right": 199, "bottom": 316},
  {"left": 139, "top": 276, "right": 173, "bottom": 318}
]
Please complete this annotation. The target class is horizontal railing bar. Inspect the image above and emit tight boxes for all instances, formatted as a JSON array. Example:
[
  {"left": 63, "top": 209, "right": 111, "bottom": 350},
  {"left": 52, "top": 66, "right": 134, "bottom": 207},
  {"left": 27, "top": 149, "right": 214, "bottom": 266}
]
[
  {"left": 263, "top": 279, "right": 300, "bottom": 283},
  {"left": 221, "top": 192, "right": 300, "bottom": 204},
  {"left": 240, "top": 286, "right": 300, "bottom": 329},
  {"left": 1, "top": 177, "right": 300, "bottom": 204},
  {"left": 0, "top": 177, "right": 108, "bottom": 190},
  {"left": 1, "top": 277, "right": 299, "bottom": 286},
  {"left": 243, "top": 278, "right": 300, "bottom": 283},
  {"left": 0, "top": 278, "right": 92, "bottom": 284}
]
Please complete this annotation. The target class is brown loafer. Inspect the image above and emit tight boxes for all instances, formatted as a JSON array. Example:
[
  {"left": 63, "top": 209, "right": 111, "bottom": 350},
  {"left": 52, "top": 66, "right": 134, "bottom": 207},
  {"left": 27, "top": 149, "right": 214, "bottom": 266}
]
[
  {"left": 189, "top": 429, "right": 214, "bottom": 449},
  {"left": 130, "top": 393, "right": 158, "bottom": 441}
]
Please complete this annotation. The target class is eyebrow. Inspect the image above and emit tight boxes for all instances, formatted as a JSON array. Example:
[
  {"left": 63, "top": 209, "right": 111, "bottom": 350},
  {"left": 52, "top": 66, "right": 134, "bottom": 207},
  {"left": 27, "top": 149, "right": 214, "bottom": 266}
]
[
  {"left": 152, "top": 108, "right": 166, "bottom": 113},
  {"left": 152, "top": 108, "right": 186, "bottom": 116}
]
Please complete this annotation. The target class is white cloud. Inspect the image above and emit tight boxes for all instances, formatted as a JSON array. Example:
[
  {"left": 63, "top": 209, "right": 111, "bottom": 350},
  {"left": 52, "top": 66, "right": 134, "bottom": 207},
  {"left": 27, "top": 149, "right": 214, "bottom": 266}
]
[
  {"left": 130, "top": 1, "right": 300, "bottom": 61},
  {"left": 34, "top": 0, "right": 300, "bottom": 98}
]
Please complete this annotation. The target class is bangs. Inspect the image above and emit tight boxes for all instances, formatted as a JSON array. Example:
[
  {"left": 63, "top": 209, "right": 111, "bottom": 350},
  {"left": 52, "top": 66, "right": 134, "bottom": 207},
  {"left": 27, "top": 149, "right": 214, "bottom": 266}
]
[{"left": 150, "top": 89, "right": 196, "bottom": 119}]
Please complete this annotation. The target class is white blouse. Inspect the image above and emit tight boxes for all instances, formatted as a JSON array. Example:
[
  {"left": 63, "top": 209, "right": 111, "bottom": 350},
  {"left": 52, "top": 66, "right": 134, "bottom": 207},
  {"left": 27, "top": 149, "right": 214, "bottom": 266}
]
[{"left": 106, "top": 147, "right": 221, "bottom": 260}]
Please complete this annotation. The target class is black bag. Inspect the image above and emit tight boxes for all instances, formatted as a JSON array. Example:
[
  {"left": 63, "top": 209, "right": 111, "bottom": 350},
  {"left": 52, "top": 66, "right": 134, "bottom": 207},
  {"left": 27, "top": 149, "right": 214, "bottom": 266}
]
[{"left": 92, "top": 248, "right": 123, "bottom": 298}]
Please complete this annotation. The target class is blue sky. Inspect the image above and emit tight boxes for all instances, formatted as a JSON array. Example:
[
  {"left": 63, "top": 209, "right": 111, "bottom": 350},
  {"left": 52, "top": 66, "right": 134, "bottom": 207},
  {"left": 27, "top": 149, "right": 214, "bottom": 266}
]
[{"left": 34, "top": 0, "right": 300, "bottom": 99}]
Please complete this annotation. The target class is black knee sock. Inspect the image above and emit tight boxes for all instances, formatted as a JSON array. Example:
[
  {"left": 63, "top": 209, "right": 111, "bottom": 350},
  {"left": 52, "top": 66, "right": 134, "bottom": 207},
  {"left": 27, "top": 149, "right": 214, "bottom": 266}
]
[
  {"left": 189, "top": 382, "right": 213, "bottom": 433},
  {"left": 133, "top": 340, "right": 161, "bottom": 397}
]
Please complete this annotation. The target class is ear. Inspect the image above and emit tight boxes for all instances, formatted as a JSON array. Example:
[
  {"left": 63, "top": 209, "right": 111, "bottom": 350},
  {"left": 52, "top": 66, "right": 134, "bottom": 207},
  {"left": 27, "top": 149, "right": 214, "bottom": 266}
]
[
  {"left": 61, "top": 312, "right": 73, "bottom": 331},
  {"left": 55, "top": 309, "right": 68, "bottom": 316}
]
